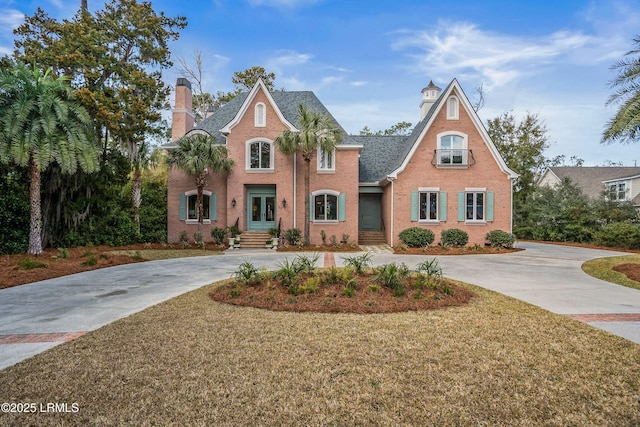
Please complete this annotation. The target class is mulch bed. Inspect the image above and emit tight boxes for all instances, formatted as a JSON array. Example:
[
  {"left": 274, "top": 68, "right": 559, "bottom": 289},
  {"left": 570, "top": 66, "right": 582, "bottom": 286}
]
[
  {"left": 612, "top": 263, "right": 640, "bottom": 282},
  {"left": 210, "top": 273, "right": 476, "bottom": 314},
  {"left": 394, "top": 246, "right": 523, "bottom": 255}
]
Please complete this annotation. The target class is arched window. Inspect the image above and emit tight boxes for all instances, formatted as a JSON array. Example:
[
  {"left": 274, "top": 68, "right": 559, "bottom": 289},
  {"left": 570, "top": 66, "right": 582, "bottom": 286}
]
[
  {"left": 437, "top": 132, "right": 468, "bottom": 166},
  {"left": 446, "top": 96, "right": 459, "bottom": 120},
  {"left": 246, "top": 139, "right": 273, "bottom": 170},
  {"left": 254, "top": 102, "right": 266, "bottom": 127}
]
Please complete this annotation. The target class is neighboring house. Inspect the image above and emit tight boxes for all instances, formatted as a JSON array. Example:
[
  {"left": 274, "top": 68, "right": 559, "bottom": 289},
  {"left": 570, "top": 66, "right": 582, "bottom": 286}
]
[
  {"left": 539, "top": 167, "right": 640, "bottom": 207},
  {"left": 166, "top": 77, "right": 517, "bottom": 246}
]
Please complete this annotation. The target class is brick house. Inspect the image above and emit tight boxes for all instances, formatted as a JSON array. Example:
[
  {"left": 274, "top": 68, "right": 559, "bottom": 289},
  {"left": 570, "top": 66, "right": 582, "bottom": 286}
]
[{"left": 166, "top": 77, "right": 517, "bottom": 247}]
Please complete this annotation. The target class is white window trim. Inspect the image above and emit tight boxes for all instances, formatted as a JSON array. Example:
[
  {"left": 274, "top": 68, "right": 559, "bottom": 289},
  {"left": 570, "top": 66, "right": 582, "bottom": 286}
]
[
  {"left": 245, "top": 138, "right": 274, "bottom": 172},
  {"left": 418, "top": 187, "right": 439, "bottom": 224},
  {"left": 317, "top": 147, "right": 336, "bottom": 174},
  {"left": 446, "top": 96, "right": 459, "bottom": 120},
  {"left": 311, "top": 189, "right": 340, "bottom": 223},
  {"left": 185, "top": 189, "right": 212, "bottom": 224},
  {"left": 464, "top": 188, "right": 485, "bottom": 224},
  {"left": 254, "top": 102, "right": 266, "bottom": 127},
  {"left": 605, "top": 181, "right": 629, "bottom": 201},
  {"left": 436, "top": 131, "right": 468, "bottom": 167}
]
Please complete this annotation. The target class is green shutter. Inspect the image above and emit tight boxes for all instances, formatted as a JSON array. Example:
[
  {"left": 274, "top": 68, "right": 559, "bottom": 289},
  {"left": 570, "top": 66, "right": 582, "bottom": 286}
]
[
  {"left": 410, "top": 191, "right": 418, "bottom": 222},
  {"left": 179, "top": 194, "right": 186, "bottom": 221},
  {"left": 457, "top": 192, "right": 465, "bottom": 222},
  {"left": 210, "top": 194, "right": 217, "bottom": 221},
  {"left": 439, "top": 191, "right": 447, "bottom": 222},
  {"left": 309, "top": 195, "right": 314, "bottom": 221},
  {"left": 486, "top": 191, "right": 494, "bottom": 222},
  {"left": 338, "top": 193, "right": 346, "bottom": 221}
]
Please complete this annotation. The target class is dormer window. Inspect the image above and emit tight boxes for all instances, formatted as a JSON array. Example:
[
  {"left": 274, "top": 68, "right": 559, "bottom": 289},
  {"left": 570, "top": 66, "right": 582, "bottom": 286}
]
[
  {"left": 447, "top": 96, "right": 459, "bottom": 120},
  {"left": 254, "top": 102, "right": 266, "bottom": 127}
]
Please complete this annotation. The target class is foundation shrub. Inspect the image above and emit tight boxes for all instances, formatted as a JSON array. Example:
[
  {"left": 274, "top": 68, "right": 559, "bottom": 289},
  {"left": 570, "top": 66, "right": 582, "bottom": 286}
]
[
  {"left": 398, "top": 227, "right": 435, "bottom": 248},
  {"left": 441, "top": 228, "right": 469, "bottom": 247},
  {"left": 486, "top": 230, "right": 517, "bottom": 248}
]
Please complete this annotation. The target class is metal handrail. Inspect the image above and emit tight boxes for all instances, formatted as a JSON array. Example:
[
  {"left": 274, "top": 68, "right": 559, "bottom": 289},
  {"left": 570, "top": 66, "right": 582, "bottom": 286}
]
[{"left": 431, "top": 149, "right": 475, "bottom": 167}]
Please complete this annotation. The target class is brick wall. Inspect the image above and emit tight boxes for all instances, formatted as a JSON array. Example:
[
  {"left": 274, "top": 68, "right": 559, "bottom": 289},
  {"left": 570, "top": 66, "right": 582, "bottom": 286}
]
[{"left": 392, "top": 87, "right": 513, "bottom": 246}]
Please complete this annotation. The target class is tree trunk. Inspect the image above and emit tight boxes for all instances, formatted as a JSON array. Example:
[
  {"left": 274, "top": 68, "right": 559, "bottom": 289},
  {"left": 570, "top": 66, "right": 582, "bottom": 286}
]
[
  {"left": 132, "top": 167, "right": 142, "bottom": 235},
  {"left": 28, "top": 158, "right": 43, "bottom": 256},
  {"left": 303, "top": 158, "right": 310, "bottom": 244},
  {"left": 196, "top": 174, "right": 205, "bottom": 243}
]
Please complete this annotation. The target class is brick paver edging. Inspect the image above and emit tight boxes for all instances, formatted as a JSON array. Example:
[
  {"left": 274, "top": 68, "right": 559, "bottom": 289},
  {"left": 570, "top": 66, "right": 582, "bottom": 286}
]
[
  {"left": 0, "top": 332, "right": 87, "bottom": 344},
  {"left": 566, "top": 313, "right": 640, "bottom": 322}
]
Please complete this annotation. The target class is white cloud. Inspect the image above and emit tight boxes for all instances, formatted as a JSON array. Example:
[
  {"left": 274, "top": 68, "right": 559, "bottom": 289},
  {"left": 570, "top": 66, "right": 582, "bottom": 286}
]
[
  {"left": 0, "top": 8, "right": 24, "bottom": 28},
  {"left": 391, "top": 20, "right": 608, "bottom": 91}
]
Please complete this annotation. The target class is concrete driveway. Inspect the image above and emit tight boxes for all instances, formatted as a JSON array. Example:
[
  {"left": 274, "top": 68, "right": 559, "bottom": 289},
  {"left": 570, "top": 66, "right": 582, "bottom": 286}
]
[{"left": 1, "top": 242, "right": 638, "bottom": 370}]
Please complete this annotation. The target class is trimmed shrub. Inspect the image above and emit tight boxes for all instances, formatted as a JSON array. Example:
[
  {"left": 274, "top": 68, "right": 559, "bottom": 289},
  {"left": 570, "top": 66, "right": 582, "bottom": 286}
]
[
  {"left": 441, "top": 228, "right": 469, "bottom": 247},
  {"left": 486, "top": 230, "right": 516, "bottom": 248},
  {"left": 398, "top": 227, "right": 435, "bottom": 248},
  {"left": 593, "top": 222, "right": 640, "bottom": 249}
]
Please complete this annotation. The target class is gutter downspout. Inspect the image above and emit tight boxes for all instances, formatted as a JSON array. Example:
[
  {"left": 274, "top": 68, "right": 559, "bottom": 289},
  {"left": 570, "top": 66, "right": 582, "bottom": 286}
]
[
  {"left": 386, "top": 175, "right": 396, "bottom": 247},
  {"left": 293, "top": 153, "right": 297, "bottom": 228}
]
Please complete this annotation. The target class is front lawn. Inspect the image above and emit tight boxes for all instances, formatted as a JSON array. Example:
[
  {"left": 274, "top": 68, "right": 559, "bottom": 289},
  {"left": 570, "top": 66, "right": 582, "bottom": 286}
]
[
  {"left": 582, "top": 254, "right": 640, "bottom": 291},
  {"left": 1, "top": 278, "right": 638, "bottom": 425}
]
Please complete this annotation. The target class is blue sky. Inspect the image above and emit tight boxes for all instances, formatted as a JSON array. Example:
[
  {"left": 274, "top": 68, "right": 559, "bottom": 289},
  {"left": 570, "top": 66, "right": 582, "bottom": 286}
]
[{"left": 1, "top": 0, "right": 639, "bottom": 166}]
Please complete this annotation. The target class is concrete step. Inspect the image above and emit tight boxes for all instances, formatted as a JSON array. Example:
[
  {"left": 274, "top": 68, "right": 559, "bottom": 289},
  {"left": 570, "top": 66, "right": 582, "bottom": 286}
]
[
  {"left": 358, "top": 231, "right": 387, "bottom": 245},
  {"left": 237, "top": 232, "right": 272, "bottom": 249}
]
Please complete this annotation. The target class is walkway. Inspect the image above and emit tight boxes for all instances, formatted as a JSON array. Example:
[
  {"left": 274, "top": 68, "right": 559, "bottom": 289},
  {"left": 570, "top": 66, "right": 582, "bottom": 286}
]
[{"left": 0, "top": 242, "right": 638, "bottom": 370}]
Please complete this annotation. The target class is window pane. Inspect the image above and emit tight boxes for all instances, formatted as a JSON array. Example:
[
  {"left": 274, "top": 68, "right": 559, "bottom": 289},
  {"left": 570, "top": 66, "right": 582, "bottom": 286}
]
[
  {"left": 419, "top": 193, "right": 428, "bottom": 220},
  {"left": 326, "top": 195, "right": 337, "bottom": 220},
  {"left": 441, "top": 136, "right": 452, "bottom": 149},
  {"left": 250, "top": 143, "right": 260, "bottom": 168},
  {"left": 315, "top": 195, "right": 325, "bottom": 220},
  {"left": 261, "top": 142, "right": 270, "bottom": 168},
  {"left": 429, "top": 192, "right": 438, "bottom": 220},
  {"left": 202, "top": 195, "right": 210, "bottom": 219},
  {"left": 466, "top": 193, "right": 474, "bottom": 220},
  {"left": 476, "top": 193, "right": 484, "bottom": 220},
  {"left": 188, "top": 195, "right": 197, "bottom": 220}
]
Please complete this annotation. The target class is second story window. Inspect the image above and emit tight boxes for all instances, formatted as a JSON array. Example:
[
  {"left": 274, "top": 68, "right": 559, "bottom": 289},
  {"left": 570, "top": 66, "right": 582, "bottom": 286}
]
[
  {"left": 447, "top": 96, "right": 459, "bottom": 120},
  {"left": 607, "top": 182, "right": 627, "bottom": 201},
  {"left": 438, "top": 133, "right": 467, "bottom": 166},
  {"left": 317, "top": 147, "right": 335, "bottom": 172},
  {"left": 247, "top": 140, "right": 273, "bottom": 170}
]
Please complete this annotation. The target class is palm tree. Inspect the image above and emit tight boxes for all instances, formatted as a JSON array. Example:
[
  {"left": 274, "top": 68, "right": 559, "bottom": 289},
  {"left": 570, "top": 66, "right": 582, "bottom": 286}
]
[
  {"left": 603, "top": 35, "right": 640, "bottom": 144},
  {"left": 274, "top": 104, "right": 343, "bottom": 243},
  {"left": 130, "top": 140, "right": 154, "bottom": 236},
  {"left": 167, "top": 133, "right": 233, "bottom": 241},
  {"left": 0, "top": 62, "right": 97, "bottom": 255}
]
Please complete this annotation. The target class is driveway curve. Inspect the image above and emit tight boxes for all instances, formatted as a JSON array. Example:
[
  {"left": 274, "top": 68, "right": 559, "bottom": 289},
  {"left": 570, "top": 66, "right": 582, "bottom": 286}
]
[{"left": 1, "top": 242, "right": 638, "bottom": 370}]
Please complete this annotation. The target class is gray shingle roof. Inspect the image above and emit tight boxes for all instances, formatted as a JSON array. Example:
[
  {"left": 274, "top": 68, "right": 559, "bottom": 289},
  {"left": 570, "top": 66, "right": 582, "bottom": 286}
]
[
  {"left": 548, "top": 166, "right": 640, "bottom": 199},
  {"left": 165, "top": 82, "right": 450, "bottom": 184}
]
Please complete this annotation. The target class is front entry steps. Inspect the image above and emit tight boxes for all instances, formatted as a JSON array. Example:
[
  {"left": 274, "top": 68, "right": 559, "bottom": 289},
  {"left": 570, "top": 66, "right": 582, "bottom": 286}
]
[
  {"left": 358, "top": 230, "right": 387, "bottom": 245},
  {"left": 236, "top": 232, "right": 272, "bottom": 249}
]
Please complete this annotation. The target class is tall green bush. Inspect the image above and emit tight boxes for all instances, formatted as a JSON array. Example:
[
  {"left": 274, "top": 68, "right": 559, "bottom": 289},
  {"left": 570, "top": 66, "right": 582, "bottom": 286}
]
[{"left": 593, "top": 223, "right": 640, "bottom": 249}]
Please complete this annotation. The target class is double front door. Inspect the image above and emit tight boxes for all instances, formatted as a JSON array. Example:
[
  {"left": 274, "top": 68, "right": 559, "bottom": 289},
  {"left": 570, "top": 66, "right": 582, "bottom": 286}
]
[{"left": 247, "top": 186, "right": 276, "bottom": 231}]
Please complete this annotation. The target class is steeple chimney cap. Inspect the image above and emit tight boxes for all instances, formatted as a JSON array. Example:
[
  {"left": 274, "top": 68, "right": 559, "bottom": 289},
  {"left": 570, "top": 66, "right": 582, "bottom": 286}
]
[{"left": 421, "top": 80, "right": 440, "bottom": 93}]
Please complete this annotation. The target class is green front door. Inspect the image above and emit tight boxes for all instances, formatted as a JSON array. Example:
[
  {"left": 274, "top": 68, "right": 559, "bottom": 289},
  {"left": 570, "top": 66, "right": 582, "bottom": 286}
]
[
  {"left": 359, "top": 194, "right": 381, "bottom": 231},
  {"left": 248, "top": 187, "right": 276, "bottom": 230}
]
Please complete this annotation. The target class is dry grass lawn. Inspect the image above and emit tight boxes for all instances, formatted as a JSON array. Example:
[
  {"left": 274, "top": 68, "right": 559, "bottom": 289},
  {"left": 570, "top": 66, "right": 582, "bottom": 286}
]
[
  {"left": 1, "top": 282, "right": 639, "bottom": 426},
  {"left": 582, "top": 254, "right": 640, "bottom": 290}
]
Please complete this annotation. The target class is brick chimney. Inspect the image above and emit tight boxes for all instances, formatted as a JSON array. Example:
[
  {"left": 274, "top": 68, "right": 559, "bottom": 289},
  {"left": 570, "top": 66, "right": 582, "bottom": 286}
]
[
  {"left": 171, "top": 78, "right": 195, "bottom": 141},
  {"left": 420, "top": 80, "right": 441, "bottom": 121}
]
